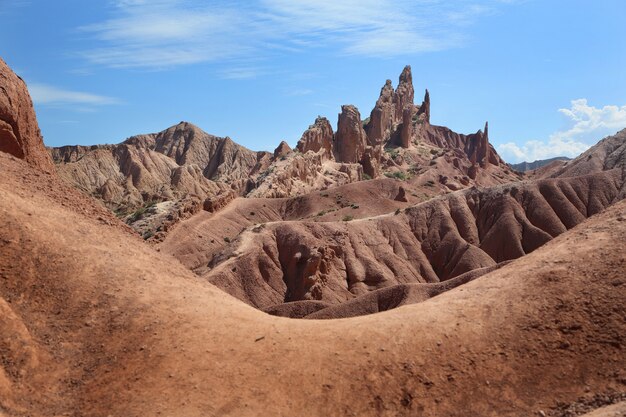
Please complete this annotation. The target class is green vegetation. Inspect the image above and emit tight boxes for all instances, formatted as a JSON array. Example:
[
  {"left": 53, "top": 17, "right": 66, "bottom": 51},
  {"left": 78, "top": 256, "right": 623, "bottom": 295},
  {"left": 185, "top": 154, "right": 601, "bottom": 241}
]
[
  {"left": 384, "top": 171, "right": 408, "bottom": 181},
  {"left": 342, "top": 215, "right": 354, "bottom": 222},
  {"left": 362, "top": 173, "right": 372, "bottom": 180},
  {"left": 385, "top": 148, "right": 400, "bottom": 159},
  {"left": 128, "top": 200, "right": 157, "bottom": 223}
]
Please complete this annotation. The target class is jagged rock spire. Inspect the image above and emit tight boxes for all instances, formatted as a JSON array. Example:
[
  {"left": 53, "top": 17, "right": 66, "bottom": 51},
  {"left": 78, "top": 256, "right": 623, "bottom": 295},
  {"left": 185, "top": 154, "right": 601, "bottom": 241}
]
[
  {"left": 366, "top": 65, "right": 416, "bottom": 146},
  {"left": 296, "top": 116, "right": 334, "bottom": 161},
  {"left": 394, "top": 65, "right": 414, "bottom": 117},
  {"left": 416, "top": 89, "right": 430, "bottom": 123},
  {"left": 334, "top": 105, "right": 367, "bottom": 164}
]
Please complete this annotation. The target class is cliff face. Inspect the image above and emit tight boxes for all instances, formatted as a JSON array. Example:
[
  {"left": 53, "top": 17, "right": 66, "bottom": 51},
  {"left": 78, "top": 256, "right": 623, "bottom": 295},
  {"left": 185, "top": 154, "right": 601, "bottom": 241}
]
[{"left": 0, "top": 58, "right": 54, "bottom": 172}]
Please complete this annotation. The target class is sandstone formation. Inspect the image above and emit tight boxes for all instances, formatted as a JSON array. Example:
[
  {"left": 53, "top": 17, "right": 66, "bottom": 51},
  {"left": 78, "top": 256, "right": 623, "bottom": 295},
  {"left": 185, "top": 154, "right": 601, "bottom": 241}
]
[
  {"left": 296, "top": 116, "right": 334, "bottom": 160},
  {"left": 201, "top": 169, "right": 624, "bottom": 310},
  {"left": 549, "top": 128, "right": 626, "bottom": 181},
  {"left": 49, "top": 66, "right": 519, "bottom": 233},
  {"left": 273, "top": 140, "right": 291, "bottom": 158},
  {"left": 1, "top": 57, "right": 625, "bottom": 417},
  {"left": 334, "top": 105, "right": 367, "bottom": 164},
  {"left": 1, "top": 151, "right": 624, "bottom": 416},
  {"left": 0, "top": 58, "right": 54, "bottom": 172}
]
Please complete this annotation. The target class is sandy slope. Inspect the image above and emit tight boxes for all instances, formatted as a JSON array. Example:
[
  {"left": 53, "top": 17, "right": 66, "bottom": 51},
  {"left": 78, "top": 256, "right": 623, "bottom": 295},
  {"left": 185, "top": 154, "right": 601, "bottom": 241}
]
[{"left": 1, "top": 153, "right": 625, "bottom": 416}]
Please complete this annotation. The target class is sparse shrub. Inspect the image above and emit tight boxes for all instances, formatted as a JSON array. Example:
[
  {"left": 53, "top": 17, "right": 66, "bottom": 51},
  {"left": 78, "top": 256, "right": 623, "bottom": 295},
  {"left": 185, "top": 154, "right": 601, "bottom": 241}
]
[
  {"left": 395, "top": 208, "right": 401, "bottom": 215},
  {"left": 384, "top": 171, "right": 408, "bottom": 181},
  {"left": 342, "top": 215, "right": 354, "bottom": 222},
  {"left": 425, "top": 180, "right": 435, "bottom": 187},
  {"left": 386, "top": 148, "right": 400, "bottom": 159},
  {"left": 223, "top": 237, "right": 231, "bottom": 243},
  {"left": 350, "top": 204, "right": 359, "bottom": 209},
  {"left": 362, "top": 173, "right": 372, "bottom": 180},
  {"left": 317, "top": 210, "right": 327, "bottom": 217}
]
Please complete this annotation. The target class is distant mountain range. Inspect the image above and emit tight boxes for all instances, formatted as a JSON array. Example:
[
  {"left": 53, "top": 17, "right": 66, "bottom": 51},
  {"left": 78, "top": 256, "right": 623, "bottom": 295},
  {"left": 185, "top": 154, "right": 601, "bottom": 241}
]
[{"left": 509, "top": 156, "right": 572, "bottom": 172}]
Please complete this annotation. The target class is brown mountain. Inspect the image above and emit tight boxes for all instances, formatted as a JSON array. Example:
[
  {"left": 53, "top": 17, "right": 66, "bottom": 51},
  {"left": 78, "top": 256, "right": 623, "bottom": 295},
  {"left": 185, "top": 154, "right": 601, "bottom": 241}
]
[
  {"left": 1, "top": 57, "right": 625, "bottom": 416},
  {"left": 50, "top": 66, "right": 521, "bottom": 239}
]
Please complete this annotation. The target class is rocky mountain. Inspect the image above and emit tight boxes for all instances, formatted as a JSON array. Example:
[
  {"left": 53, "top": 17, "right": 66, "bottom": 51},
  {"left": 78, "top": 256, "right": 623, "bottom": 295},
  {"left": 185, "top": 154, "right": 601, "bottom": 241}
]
[
  {"left": 549, "top": 128, "right": 626, "bottom": 178},
  {"left": 509, "top": 156, "right": 571, "bottom": 172},
  {"left": 1, "top": 56, "right": 626, "bottom": 417},
  {"left": 256, "top": 65, "right": 517, "bottom": 199},
  {"left": 50, "top": 66, "right": 521, "bottom": 239}
]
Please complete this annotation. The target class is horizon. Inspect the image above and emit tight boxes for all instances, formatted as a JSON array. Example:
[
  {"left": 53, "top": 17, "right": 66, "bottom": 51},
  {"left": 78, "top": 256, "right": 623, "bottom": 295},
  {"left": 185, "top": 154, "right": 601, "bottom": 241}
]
[{"left": 1, "top": 0, "right": 625, "bottom": 163}]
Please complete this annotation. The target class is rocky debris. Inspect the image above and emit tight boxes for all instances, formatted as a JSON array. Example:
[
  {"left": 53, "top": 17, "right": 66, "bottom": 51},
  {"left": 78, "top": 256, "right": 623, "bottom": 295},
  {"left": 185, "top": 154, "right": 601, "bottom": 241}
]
[
  {"left": 334, "top": 105, "right": 367, "bottom": 164},
  {"left": 203, "top": 190, "right": 237, "bottom": 213},
  {"left": 273, "top": 141, "right": 291, "bottom": 159},
  {"left": 296, "top": 116, "right": 334, "bottom": 160},
  {"left": 0, "top": 58, "right": 54, "bottom": 172}
]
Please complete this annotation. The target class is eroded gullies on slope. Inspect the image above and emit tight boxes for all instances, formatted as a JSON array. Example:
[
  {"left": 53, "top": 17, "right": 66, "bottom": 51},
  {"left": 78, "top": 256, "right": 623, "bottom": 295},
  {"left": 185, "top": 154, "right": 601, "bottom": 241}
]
[{"left": 44, "top": 63, "right": 626, "bottom": 321}]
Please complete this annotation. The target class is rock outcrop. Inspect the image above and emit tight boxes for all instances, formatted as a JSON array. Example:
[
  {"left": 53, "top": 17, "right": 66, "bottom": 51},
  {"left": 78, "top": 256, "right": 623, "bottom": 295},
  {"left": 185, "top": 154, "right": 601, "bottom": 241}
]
[
  {"left": 334, "top": 105, "right": 367, "bottom": 164},
  {"left": 421, "top": 122, "right": 502, "bottom": 168},
  {"left": 296, "top": 116, "right": 333, "bottom": 160},
  {"left": 273, "top": 141, "right": 291, "bottom": 159},
  {"left": 0, "top": 58, "right": 54, "bottom": 172},
  {"left": 366, "top": 65, "right": 417, "bottom": 147},
  {"left": 399, "top": 105, "right": 414, "bottom": 148},
  {"left": 394, "top": 65, "right": 415, "bottom": 119}
]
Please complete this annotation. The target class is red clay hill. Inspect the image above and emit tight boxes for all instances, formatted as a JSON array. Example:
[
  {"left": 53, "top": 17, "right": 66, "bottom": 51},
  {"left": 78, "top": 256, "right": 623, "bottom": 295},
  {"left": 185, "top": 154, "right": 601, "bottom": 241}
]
[{"left": 1, "top": 57, "right": 625, "bottom": 416}]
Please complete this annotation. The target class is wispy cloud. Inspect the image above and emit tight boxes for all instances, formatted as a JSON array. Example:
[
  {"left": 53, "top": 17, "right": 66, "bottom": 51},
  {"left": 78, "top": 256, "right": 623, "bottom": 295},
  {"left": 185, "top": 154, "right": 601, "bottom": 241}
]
[
  {"left": 29, "top": 83, "right": 121, "bottom": 108},
  {"left": 77, "top": 0, "right": 512, "bottom": 70},
  {"left": 284, "top": 88, "right": 314, "bottom": 97},
  {"left": 498, "top": 99, "right": 626, "bottom": 162}
]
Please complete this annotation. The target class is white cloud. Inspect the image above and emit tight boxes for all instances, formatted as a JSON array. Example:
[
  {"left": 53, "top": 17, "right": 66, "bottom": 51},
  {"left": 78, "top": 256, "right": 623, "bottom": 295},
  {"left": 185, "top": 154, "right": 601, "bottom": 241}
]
[
  {"left": 498, "top": 99, "right": 626, "bottom": 163},
  {"left": 28, "top": 83, "right": 120, "bottom": 106},
  {"left": 77, "top": 0, "right": 511, "bottom": 70}
]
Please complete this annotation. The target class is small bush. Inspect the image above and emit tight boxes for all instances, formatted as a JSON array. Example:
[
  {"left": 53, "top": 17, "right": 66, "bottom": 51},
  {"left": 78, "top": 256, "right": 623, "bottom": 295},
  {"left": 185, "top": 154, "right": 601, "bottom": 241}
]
[
  {"left": 317, "top": 210, "right": 327, "bottom": 217},
  {"left": 342, "top": 215, "right": 354, "bottom": 222},
  {"left": 395, "top": 208, "right": 401, "bottom": 215},
  {"left": 223, "top": 237, "right": 231, "bottom": 243},
  {"left": 362, "top": 173, "right": 372, "bottom": 180},
  {"left": 384, "top": 171, "right": 408, "bottom": 181}
]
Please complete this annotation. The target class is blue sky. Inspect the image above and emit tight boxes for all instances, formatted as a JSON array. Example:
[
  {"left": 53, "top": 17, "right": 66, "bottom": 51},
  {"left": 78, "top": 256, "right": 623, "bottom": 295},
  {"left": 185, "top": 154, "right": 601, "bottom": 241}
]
[{"left": 1, "top": 0, "right": 625, "bottom": 163}]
